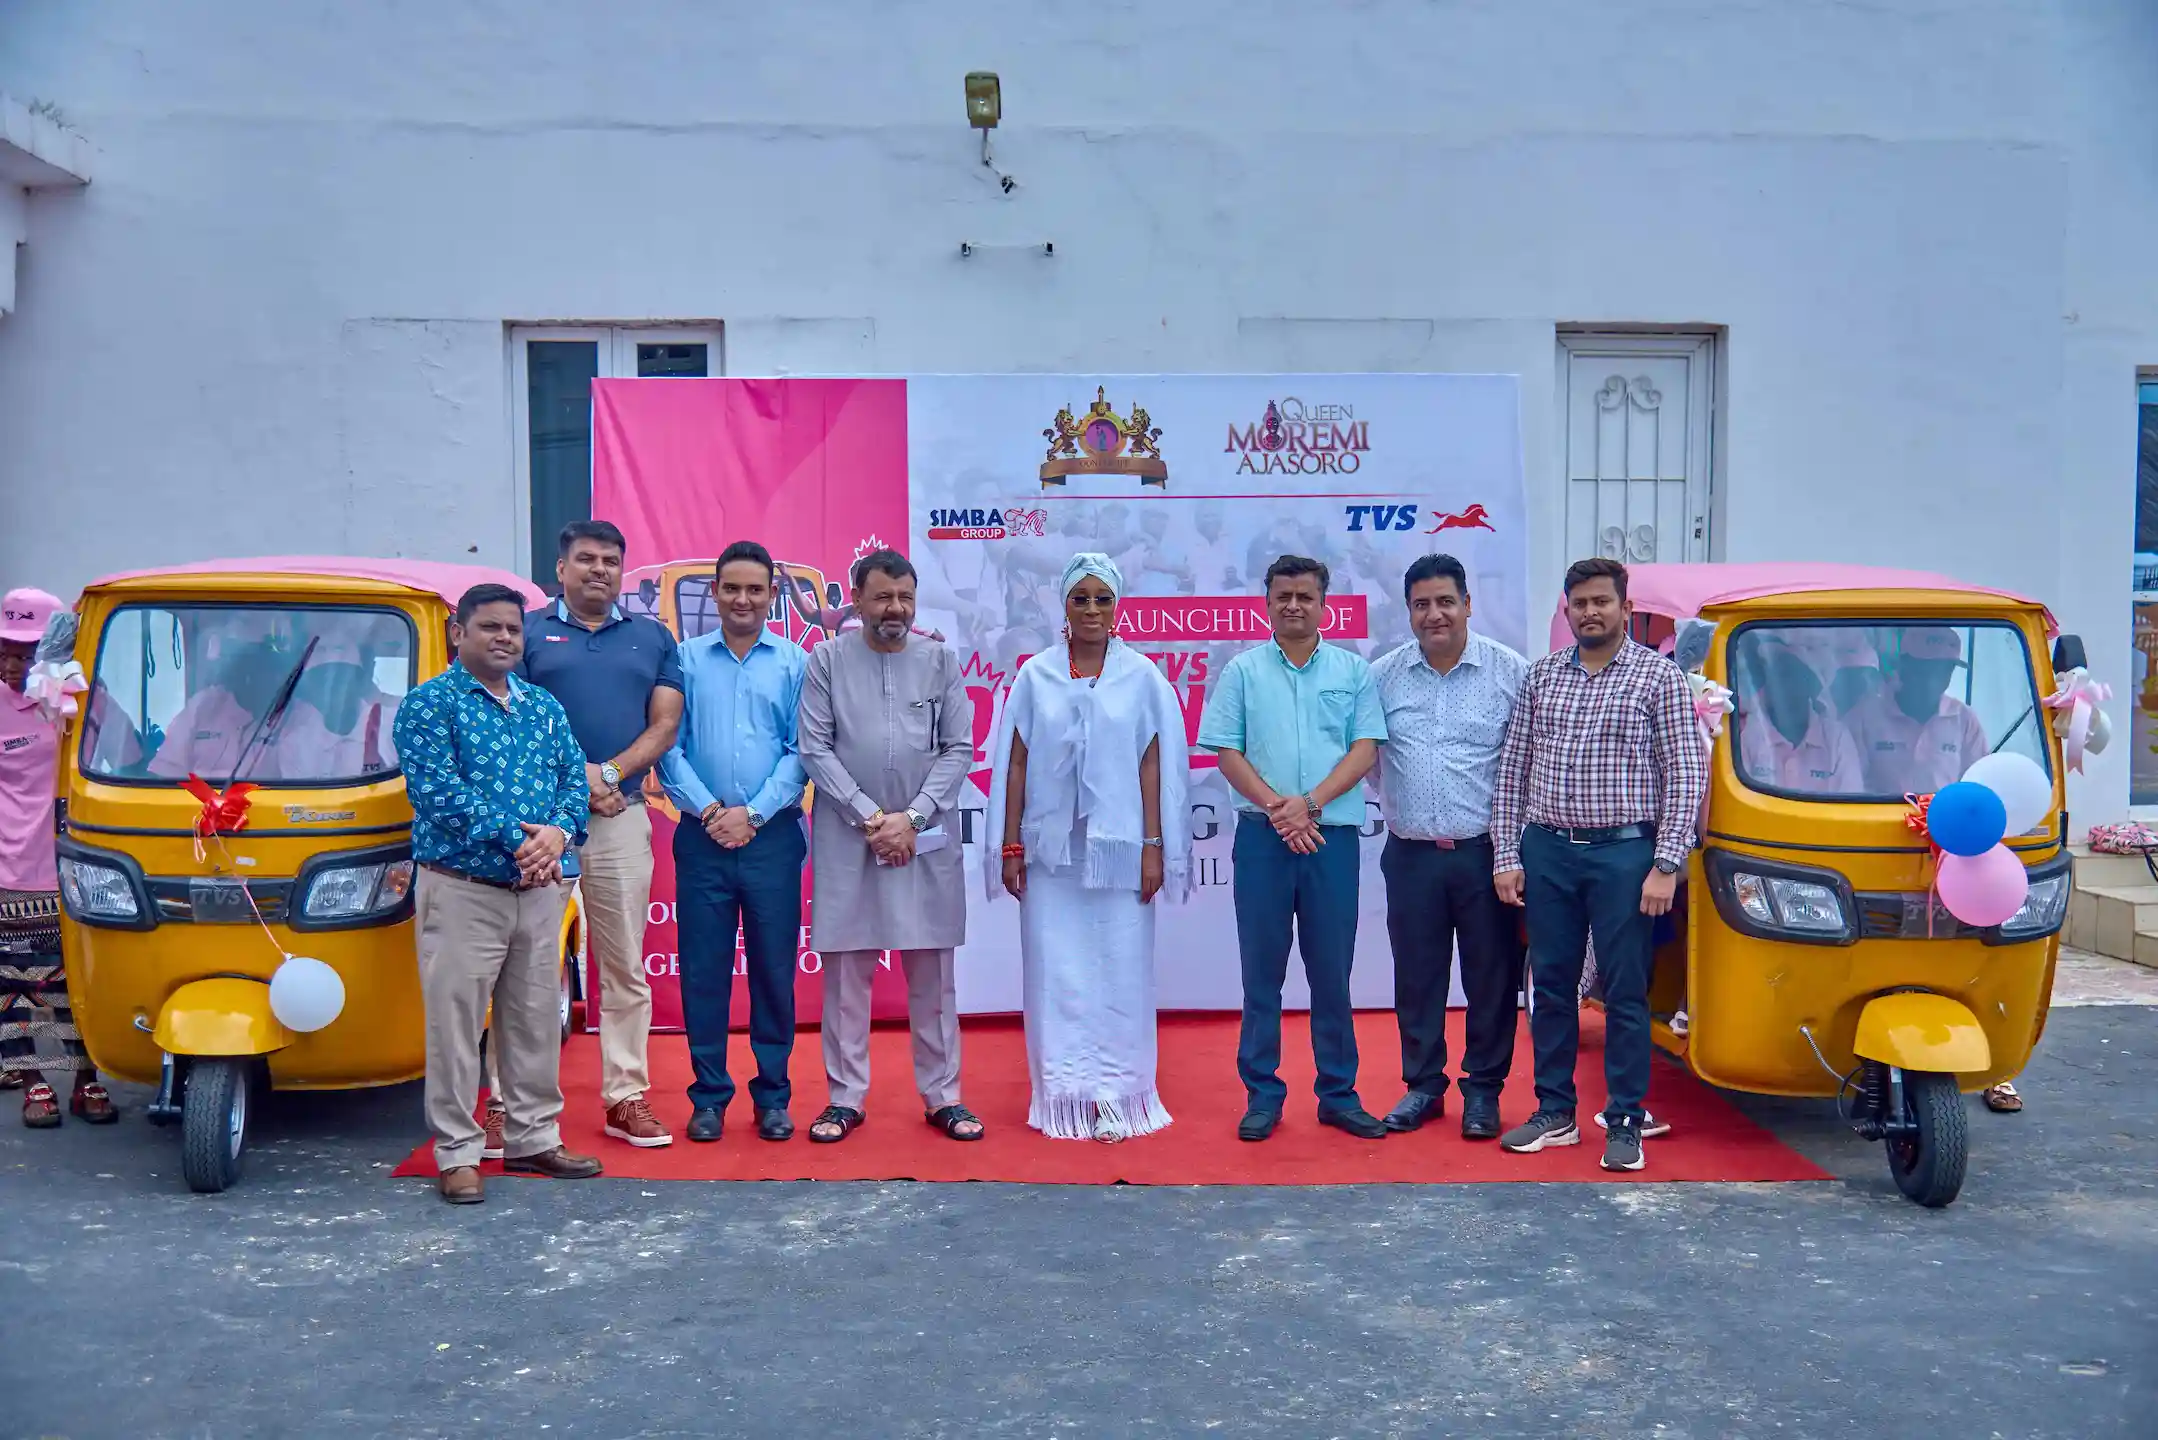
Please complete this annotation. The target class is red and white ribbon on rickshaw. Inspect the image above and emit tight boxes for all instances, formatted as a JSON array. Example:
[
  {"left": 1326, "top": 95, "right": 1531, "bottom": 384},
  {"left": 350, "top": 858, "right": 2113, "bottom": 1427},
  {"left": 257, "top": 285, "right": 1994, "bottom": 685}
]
[
  {"left": 1904, "top": 792, "right": 1943, "bottom": 937},
  {"left": 2044, "top": 667, "right": 2112, "bottom": 774}
]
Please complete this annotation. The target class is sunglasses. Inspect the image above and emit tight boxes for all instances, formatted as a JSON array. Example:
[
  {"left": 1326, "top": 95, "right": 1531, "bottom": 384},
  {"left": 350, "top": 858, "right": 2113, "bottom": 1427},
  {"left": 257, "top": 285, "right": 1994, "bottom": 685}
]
[{"left": 1067, "top": 594, "right": 1117, "bottom": 610}]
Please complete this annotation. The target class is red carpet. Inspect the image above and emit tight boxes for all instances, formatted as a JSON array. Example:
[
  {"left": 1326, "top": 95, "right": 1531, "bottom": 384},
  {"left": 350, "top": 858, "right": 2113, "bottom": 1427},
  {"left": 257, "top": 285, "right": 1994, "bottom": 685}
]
[{"left": 392, "top": 1011, "right": 1827, "bottom": 1186}]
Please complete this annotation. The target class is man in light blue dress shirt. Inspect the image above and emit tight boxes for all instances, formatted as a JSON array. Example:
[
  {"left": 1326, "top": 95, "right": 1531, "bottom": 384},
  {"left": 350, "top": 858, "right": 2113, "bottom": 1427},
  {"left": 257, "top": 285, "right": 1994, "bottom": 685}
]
[
  {"left": 1369, "top": 554, "right": 1528, "bottom": 1141},
  {"left": 658, "top": 542, "right": 809, "bottom": 1144},
  {"left": 1198, "top": 555, "right": 1389, "bottom": 1142}
]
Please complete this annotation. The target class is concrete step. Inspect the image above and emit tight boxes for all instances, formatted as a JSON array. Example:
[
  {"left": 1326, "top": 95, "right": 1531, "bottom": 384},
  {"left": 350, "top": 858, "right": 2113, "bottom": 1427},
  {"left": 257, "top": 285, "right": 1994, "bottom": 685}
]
[
  {"left": 2069, "top": 881, "right": 2158, "bottom": 967},
  {"left": 2070, "top": 845, "right": 2156, "bottom": 891}
]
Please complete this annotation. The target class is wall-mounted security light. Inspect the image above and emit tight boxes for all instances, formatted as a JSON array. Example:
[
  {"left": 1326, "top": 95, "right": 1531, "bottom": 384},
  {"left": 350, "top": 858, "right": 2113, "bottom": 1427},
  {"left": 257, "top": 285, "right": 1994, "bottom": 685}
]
[
  {"left": 965, "top": 72, "right": 1015, "bottom": 193},
  {"left": 964, "top": 72, "right": 1001, "bottom": 129}
]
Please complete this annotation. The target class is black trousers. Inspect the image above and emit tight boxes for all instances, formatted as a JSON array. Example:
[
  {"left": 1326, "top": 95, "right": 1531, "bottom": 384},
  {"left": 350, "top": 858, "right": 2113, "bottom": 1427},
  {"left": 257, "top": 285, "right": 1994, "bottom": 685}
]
[
  {"left": 1380, "top": 833, "right": 1521, "bottom": 1103},
  {"left": 1521, "top": 825, "right": 1654, "bottom": 1123}
]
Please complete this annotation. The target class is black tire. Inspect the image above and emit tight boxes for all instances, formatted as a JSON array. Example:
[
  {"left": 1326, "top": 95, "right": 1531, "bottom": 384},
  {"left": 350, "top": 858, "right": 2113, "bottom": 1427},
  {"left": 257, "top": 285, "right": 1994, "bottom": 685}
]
[
  {"left": 180, "top": 1058, "right": 251, "bottom": 1195},
  {"left": 1885, "top": 1070, "right": 1968, "bottom": 1208}
]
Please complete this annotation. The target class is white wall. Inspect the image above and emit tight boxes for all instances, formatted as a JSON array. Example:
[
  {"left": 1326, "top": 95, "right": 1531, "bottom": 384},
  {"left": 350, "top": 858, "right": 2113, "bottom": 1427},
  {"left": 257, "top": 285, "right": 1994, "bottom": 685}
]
[{"left": 0, "top": 0, "right": 2152, "bottom": 815}]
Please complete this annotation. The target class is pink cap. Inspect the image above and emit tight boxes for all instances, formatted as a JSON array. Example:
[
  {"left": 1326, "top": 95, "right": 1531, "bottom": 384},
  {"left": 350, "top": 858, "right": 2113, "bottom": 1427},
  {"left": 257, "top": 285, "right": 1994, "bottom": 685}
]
[{"left": 0, "top": 588, "right": 60, "bottom": 645}]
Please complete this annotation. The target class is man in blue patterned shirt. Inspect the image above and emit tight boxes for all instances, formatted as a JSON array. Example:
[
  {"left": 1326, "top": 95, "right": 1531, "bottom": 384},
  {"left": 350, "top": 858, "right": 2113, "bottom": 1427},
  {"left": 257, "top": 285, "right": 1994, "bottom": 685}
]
[{"left": 394, "top": 584, "right": 599, "bottom": 1204}]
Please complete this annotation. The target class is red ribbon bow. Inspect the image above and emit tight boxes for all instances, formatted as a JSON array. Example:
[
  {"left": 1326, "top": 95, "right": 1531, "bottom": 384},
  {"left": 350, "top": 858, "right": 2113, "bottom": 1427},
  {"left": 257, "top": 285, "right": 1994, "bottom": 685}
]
[
  {"left": 183, "top": 775, "right": 258, "bottom": 839},
  {"left": 1904, "top": 792, "right": 1942, "bottom": 936}
]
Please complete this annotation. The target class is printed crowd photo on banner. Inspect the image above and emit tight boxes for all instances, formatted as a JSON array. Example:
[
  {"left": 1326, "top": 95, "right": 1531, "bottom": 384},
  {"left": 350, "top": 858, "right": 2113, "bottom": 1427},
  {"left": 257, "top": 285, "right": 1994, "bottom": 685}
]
[{"left": 591, "top": 374, "right": 1526, "bottom": 1030}]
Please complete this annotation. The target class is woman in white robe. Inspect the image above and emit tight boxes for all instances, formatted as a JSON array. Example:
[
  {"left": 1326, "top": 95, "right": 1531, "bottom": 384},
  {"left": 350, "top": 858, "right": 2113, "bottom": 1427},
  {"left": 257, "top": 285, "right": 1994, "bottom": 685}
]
[{"left": 984, "top": 553, "right": 1192, "bottom": 1141}]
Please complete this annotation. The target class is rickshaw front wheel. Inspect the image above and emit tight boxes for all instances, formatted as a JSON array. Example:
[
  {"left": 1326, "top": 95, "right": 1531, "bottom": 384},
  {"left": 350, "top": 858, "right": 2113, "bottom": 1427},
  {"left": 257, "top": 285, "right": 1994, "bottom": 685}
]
[
  {"left": 1884, "top": 1070, "right": 1968, "bottom": 1209},
  {"left": 180, "top": 1057, "right": 253, "bottom": 1195}
]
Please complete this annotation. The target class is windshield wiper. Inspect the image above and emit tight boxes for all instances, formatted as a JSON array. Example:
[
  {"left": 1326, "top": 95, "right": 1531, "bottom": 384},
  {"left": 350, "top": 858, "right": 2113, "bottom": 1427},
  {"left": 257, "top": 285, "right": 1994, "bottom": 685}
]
[
  {"left": 225, "top": 636, "right": 320, "bottom": 787},
  {"left": 1992, "top": 702, "right": 2035, "bottom": 755}
]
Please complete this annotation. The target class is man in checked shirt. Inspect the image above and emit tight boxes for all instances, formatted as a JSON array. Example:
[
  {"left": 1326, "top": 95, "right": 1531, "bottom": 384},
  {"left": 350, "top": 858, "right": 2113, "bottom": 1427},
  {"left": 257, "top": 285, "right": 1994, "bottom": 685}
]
[{"left": 1490, "top": 558, "right": 1708, "bottom": 1173}]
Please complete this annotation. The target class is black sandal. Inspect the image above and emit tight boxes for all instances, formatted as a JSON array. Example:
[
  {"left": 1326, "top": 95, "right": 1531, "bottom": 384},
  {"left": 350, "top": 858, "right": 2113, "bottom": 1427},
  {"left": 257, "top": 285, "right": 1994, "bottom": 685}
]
[
  {"left": 807, "top": 1104, "right": 864, "bottom": 1144},
  {"left": 925, "top": 1103, "right": 985, "bottom": 1142}
]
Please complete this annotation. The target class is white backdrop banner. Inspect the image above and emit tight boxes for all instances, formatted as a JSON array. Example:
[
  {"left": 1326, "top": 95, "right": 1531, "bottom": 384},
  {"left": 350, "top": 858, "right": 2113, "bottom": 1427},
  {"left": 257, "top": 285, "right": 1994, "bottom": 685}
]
[{"left": 904, "top": 374, "right": 1528, "bottom": 1013}]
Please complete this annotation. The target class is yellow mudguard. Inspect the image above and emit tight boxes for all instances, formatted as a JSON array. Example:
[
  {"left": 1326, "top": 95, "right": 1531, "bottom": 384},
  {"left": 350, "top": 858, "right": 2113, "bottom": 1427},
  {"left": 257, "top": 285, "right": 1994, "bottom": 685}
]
[
  {"left": 1852, "top": 992, "right": 1991, "bottom": 1075},
  {"left": 153, "top": 978, "right": 294, "bottom": 1057}
]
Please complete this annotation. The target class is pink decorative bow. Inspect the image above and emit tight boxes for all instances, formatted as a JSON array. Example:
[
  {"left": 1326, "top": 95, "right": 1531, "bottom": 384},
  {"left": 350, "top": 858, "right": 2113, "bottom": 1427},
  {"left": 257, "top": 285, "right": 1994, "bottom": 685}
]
[
  {"left": 24, "top": 660, "right": 86, "bottom": 725},
  {"left": 1685, "top": 674, "right": 1734, "bottom": 747},
  {"left": 2044, "top": 668, "right": 2112, "bottom": 774}
]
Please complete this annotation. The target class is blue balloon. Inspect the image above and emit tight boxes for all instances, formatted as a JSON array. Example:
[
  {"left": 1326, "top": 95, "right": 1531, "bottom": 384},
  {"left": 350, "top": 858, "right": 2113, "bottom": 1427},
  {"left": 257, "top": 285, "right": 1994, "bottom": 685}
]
[{"left": 1928, "top": 781, "right": 2008, "bottom": 858}]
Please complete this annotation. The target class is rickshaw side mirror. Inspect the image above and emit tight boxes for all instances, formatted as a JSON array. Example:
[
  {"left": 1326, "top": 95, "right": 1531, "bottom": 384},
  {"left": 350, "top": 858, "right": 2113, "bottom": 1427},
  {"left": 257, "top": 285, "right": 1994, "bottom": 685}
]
[
  {"left": 2052, "top": 634, "right": 2087, "bottom": 674},
  {"left": 637, "top": 579, "right": 658, "bottom": 607}
]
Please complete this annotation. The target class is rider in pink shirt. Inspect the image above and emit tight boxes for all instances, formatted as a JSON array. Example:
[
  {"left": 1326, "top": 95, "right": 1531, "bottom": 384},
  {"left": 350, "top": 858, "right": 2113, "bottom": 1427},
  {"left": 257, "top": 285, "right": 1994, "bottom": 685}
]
[
  {"left": 1845, "top": 627, "right": 1991, "bottom": 795},
  {"left": 276, "top": 639, "right": 402, "bottom": 781},
  {"left": 147, "top": 612, "right": 295, "bottom": 782},
  {"left": 1736, "top": 642, "right": 1866, "bottom": 795}
]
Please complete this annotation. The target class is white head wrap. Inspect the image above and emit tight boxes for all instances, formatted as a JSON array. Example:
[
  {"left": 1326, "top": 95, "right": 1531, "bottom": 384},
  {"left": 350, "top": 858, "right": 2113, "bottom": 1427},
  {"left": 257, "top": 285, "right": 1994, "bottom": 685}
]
[{"left": 1060, "top": 551, "right": 1123, "bottom": 600}]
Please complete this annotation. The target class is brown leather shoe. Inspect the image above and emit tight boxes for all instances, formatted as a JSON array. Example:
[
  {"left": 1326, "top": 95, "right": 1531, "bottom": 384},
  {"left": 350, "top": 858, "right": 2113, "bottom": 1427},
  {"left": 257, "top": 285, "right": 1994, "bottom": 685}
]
[
  {"left": 439, "top": 1166, "right": 485, "bottom": 1205},
  {"left": 503, "top": 1146, "right": 603, "bottom": 1179},
  {"left": 479, "top": 1102, "right": 507, "bottom": 1160},
  {"left": 603, "top": 1095, "right": 674, "bottom": 1148}
]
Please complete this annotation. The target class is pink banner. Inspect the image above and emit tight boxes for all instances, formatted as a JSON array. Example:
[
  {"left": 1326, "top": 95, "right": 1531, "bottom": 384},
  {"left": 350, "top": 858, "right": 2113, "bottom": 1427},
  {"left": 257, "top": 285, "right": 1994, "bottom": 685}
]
[{"left": 591, "top": 378, "right": 914, "bottom": 1031}]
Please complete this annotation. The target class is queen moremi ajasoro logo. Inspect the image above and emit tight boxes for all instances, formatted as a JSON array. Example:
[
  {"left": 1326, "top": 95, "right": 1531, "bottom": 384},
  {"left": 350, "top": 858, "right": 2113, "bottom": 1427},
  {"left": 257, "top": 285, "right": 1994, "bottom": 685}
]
[
  {"left": 1040, "top": 387, "right": 1167, "bottom": 489},
  {"left": 1225, "top": 397, "right": 1371, "bottom": 475}
]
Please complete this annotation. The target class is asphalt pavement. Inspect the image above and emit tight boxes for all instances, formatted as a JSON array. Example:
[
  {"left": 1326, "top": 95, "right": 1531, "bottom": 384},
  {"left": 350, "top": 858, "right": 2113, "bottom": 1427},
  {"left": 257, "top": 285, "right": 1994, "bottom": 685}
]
[{"left": 2, "top": 993, "right": 2153, "bottom": 1439}]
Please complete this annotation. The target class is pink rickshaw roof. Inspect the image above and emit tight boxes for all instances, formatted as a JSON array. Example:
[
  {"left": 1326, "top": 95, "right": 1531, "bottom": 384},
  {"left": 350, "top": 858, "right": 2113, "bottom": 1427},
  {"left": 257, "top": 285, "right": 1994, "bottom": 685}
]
[
  {"left": 1547, "top": 563, "right": 2055, "bottom": 650},
  {"left": 86, "top": 556, "right": 546, "bottom": 609}
]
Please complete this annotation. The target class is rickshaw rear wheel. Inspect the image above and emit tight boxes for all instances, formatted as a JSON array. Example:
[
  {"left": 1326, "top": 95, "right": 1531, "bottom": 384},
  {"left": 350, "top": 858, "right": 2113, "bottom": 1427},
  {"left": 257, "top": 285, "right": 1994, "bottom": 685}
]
[
  {"left": 180, "top": 1057, "right": 253, "bottom": 1195},
  {"left": 1884, "top": 1070, "right": 1967, "bottom": 1208}
]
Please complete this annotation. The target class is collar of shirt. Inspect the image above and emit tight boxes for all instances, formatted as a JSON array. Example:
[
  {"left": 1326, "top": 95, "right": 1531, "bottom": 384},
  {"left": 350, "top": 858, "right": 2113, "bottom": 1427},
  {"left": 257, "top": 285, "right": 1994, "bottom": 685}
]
[
  {"left": 1269, "top": 638, "right": 1327, "bottom": 673},
  {"left": 1566, "top": 637, "right": 1651, "bottom": 674},
  {"left": 553, "top": 598, "right": 626, "bottom": 631},
  {"left": 453, "top": 662, "right": 529, "bottom": 705},
  {"left": 0, "top": 685, "right": 33, "bottom": 715},
  {"left": 706, "top": 626, "right": 785, "bottom": 664}
]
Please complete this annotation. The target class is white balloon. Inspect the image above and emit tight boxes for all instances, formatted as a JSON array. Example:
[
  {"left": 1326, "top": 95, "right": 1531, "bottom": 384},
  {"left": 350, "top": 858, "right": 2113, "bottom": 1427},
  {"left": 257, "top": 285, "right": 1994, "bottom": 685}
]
[
  {"left": 269, "top": 955, "right": 346, "bottom": 1034},
  {"left": 1962, "top": 751, "right": 2053, "bottom": 836}
]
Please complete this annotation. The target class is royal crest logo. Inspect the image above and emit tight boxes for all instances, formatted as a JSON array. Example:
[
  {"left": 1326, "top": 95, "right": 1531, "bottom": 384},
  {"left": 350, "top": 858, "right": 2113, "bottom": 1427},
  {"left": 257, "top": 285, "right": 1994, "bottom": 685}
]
[{"left": 1040, "top": 387, "right": 1167, "bottom": 489}]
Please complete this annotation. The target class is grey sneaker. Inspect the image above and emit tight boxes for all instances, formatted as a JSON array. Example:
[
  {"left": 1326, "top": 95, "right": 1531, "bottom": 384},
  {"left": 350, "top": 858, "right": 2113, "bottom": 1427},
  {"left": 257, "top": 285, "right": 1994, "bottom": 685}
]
[
  {"left": 1500, "top": 1110, "right": 1580, "bottom": 1153},
  {"left": 1600, "top": 1118, "right": 1646, "bottom": 1172}
]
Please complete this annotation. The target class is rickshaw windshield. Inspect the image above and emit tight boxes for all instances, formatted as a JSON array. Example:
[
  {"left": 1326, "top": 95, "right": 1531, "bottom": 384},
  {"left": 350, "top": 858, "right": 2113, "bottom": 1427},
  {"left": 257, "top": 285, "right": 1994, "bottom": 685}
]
[
  {"left": 674, "top": 575, "right": 719, "bottom": 640},
  {"left": 81, "top": 603, "right": 418, "bottom": 788},
  {"left": 1726, "top": 619, "right": 2052, "bottom": 803}
]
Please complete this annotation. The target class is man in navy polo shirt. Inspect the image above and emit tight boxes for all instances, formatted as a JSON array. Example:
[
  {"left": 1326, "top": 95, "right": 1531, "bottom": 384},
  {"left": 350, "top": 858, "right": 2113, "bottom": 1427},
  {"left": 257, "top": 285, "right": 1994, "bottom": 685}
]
[{"left": 516, "top": 520, "right": 684, "bottom": 1150}]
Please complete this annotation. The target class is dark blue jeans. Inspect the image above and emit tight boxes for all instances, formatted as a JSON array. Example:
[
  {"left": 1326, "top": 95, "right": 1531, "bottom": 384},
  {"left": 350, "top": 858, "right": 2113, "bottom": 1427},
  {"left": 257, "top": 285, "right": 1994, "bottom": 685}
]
[
  {"left": 674, "top": 812, "right": 806, "bottom": 1113},
  {"left": 1232, "top": 813, "right": 1363, "bottom": 1115},
  {"left": 1521, "top": 824, "right": 1654, "bottom": 1124}
]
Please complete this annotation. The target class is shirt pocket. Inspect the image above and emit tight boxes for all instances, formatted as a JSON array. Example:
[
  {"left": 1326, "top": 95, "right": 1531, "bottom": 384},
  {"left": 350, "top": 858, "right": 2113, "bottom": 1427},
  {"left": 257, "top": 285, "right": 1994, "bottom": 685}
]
[
  {"left": 898, "top": 695, "right": 940, "bottom": 749},
  {"left": 1317, "top": 687, "right": 1357, "bottom": 743}
]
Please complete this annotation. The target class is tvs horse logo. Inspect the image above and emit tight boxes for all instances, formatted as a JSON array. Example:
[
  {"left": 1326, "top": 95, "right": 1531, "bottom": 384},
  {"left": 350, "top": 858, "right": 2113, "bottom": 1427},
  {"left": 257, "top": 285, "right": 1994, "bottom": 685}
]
[
  {"left": 1426, "top": 504, "right": 1495, "bottom": 535},
  {"left": 1002, "top": 507, "right": 1047, "bottom": 537}
]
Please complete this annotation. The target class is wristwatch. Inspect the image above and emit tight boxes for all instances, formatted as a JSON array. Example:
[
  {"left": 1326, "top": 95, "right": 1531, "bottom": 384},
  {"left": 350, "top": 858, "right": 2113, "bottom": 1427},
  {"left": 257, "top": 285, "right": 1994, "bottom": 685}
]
[
  {"left": 746, "top": 808, "right": 766, "bottom": 831},
  {"left": 1654, "top": 858, "right": 1681, "bottom": 876},
  {"left": 1302, "top": 794, "right": 1322, "bottom": 819},
  {"left": 905, "top": 808, "right": 929, "bottom": 832},
  {"left": 599, "top": 761, "right": 622, "bottom": 790}
]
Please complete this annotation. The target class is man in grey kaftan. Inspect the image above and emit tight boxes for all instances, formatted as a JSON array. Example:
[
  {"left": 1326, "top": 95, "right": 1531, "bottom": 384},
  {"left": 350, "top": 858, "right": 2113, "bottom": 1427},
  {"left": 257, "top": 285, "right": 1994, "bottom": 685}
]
[{"left": 797, "top": 553, "right": 979, "bottom": 1141}]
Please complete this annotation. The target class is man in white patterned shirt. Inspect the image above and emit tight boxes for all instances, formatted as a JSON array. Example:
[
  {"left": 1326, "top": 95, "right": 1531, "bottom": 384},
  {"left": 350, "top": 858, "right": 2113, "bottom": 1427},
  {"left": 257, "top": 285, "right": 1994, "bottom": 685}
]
[
  {"left": 1491, "top": 558, "right": 1708, "bottom": 1174},
  {"left": 1369, "top": 555, "right": 1528, "bottom": 1141}
]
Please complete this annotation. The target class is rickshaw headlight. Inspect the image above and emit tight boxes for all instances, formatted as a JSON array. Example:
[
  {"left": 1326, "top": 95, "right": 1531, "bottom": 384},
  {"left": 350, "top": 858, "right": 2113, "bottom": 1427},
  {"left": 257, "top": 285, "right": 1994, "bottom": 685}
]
[
  {"left": 57, "top": 856, "right": 141, "bottom": 921},
  {"left": 1711, "top": 851, "right": 1854, "bottom": 942},
  {"left": 1997, "top": 872, "right": 2071, "bottom": 939},
  {"left": 301, "top": 859, "right": 415, "bottom": 921}
]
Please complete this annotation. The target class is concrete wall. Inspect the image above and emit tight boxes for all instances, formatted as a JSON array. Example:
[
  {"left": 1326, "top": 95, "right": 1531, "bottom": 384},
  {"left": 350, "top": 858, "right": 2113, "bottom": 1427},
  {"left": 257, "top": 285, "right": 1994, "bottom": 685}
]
[{"left": 0, "top": 0, "right": 2152, "bottom": 816}]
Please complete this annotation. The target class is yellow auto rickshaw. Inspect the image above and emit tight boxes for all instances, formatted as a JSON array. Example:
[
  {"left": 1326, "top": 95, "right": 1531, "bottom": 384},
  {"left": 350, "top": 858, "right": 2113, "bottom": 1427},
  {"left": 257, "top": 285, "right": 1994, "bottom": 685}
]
[
  {"left": 1568, "top": 564, "right": 2077, "bottom": 1207},
  {"left": 54, "top": 558, "right": 585, "bottom": 1193}
]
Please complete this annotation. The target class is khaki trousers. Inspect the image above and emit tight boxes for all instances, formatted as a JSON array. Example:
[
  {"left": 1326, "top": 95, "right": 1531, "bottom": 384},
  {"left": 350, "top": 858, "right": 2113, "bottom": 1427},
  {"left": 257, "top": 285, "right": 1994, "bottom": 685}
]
[
  {"left": 484, "top": 803, "right": 656, "bottom": 1107},
  {"left": 579, "top": 802, "right": 657, "bottom": 1106},
  {"left": 820, "top": 948, "right": 962, "bottom": 1112},
  {"left": 417, "top": 869, "right": 568, "bottom": 1169}
]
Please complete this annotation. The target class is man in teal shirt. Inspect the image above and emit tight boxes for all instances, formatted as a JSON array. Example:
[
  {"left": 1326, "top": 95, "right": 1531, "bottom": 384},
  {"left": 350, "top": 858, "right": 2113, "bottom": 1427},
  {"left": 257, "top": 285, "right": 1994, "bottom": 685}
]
[{"left": 1198, "top": 555, "right": 1389, "bottom": 1141}]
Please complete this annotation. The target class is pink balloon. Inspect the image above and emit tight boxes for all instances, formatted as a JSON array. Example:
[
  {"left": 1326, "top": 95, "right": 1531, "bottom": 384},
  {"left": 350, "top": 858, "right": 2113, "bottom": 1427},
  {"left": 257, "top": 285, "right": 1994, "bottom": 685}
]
[{"left": 1935, "top": 845, "right": 2030, "bottom": 928}]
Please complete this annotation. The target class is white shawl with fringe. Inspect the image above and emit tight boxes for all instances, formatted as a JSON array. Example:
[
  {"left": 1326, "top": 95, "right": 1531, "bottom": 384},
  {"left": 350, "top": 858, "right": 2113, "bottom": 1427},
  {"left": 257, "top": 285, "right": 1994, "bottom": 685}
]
[{"left": 983, "top": 640, "right": 1193, "bottom": 901}]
